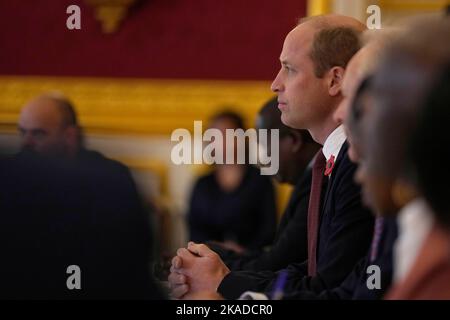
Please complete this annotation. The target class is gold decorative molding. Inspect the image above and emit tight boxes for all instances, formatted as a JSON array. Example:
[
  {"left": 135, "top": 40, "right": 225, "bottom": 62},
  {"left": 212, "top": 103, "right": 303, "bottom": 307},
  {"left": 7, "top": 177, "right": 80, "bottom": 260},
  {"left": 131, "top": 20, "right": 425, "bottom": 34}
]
[
  {"left": 85, "top": 0, "right": 137, "bottom": 33},
  {"left": 307, "top": 0, "right": 332, "bottom": 16},
  {"left": 379, "top": 0, "right": 450, "bottom": 11},
  {"left": 313, "top": 0, "right": 449, "bottom": 25},
  {"left": 0, "top": 76, "right": 273, "bottom": 136}
]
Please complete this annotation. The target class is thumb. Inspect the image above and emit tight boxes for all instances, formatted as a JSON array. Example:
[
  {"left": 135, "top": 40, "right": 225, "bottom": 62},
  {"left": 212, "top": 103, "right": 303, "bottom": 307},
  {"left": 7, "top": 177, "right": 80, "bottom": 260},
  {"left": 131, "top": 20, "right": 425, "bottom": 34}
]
[
  {"left": 187, "top": 242, "right": 214, "bottom": 257},
  {"left": 172, "top": 255, "right": 182, "bottom": 269}
]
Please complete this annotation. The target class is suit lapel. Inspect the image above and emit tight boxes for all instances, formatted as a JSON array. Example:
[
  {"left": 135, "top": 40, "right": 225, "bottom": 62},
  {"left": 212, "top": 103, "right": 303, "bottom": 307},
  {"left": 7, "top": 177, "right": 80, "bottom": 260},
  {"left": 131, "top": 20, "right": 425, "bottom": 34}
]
[{"left": 320, "top": 141, "right": 349, "bottom": 216}]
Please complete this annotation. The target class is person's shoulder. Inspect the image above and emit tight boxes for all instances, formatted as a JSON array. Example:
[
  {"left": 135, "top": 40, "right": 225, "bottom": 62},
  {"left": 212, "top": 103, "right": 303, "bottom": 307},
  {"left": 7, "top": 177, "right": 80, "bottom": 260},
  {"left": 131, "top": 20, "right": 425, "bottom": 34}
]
[
  {"left": 329, "top": 142, "right": 366, "bottom": 201},
  {"left": 78, "top": 148, "right": 112, "bottom": 163},
  {"left": 407, "top": 250, "right": 450, "bottom": 299},
  {"left": 247, "top": 165, "right": 273, "bottom": 184},
  {"left": 333, "top": 142, "right": 358, "bottom": 178},
  {"left": 77, "top": 149, "right": 133, "bottom": 182},
  {"left": 79, "top": 149, "right": 127, "bottom": 170},
  {"left": 193, "top": 169, "right": 216, "bottom": 189}
]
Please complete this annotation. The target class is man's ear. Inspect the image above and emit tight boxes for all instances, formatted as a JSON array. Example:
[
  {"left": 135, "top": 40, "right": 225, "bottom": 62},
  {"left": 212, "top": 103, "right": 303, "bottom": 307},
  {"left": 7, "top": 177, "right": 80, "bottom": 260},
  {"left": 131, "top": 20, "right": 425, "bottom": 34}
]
[{"left": 327, "top": 66, "right": 345, "bottom": 97}]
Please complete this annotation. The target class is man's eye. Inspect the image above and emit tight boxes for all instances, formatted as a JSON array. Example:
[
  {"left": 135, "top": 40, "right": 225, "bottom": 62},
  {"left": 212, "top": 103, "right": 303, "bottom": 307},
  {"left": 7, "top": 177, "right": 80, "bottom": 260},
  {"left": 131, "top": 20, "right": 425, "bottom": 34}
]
[{"left": 284, "top": 66, "right": 294, "bottom": 73}]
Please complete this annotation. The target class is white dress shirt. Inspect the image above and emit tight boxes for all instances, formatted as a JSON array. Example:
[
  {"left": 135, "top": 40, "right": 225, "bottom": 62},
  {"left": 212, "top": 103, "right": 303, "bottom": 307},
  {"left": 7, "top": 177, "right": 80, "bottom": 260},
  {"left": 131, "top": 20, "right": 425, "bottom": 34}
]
[
  {"left": 392, "top": 197, "right": 434, "bottom": 284},
  {"left": 322, "top": 125, "right": 347, "bottom": 164}
]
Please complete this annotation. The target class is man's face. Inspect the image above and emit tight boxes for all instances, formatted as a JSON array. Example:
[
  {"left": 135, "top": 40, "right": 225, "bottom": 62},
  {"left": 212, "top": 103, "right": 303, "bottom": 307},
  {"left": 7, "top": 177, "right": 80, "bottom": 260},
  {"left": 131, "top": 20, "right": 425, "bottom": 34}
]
[
  {"left": 354, "top": 159, "right": 395, "bottom": 215},
  {"left": 345, "top": 91, "right": 373, "bottom": 163},
  {"left": 334, "top": 54, "right": 363, "bottom": 162},
  {"left": 334, "top": 68, "right": 357, "bottom": 126},
  {"left": 333, "top": 50, "right": 363, "bottom": 125},
  {"left": 339, "top": 72, "right": 358, "bottom": 162},
  {"left": 352, "top": 98, "right": 397, "bottom": 216},
  {"left": 18, "top": 98, "right": 70, "bottom": 156},
  {"left": 271, "top": 25, "right": 329, "bottom": 131}
]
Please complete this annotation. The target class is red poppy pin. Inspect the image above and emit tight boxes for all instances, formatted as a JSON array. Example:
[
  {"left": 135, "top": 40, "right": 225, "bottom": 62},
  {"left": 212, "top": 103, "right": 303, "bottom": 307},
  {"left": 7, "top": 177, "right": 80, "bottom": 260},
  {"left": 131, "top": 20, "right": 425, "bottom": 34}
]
[{"left": 324, "top": 155, "right": 335, "bottom": 176}]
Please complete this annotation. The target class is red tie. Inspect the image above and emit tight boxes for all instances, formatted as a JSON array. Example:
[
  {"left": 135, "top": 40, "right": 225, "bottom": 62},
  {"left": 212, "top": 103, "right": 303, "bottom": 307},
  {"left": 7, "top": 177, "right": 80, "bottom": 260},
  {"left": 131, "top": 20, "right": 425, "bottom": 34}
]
[{"left": 307, "top": 149, "right": 326, "bottom": 276}]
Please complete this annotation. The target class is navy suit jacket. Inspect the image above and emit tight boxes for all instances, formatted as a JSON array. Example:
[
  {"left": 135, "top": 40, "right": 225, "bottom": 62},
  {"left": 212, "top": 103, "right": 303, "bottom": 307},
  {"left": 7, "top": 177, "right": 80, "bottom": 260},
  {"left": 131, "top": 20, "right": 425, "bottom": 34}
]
[
  {"left": 218, "top": 142, "right": 375, "bottom": 299},
  {"left": 282, "top": 216, "right": 397, "bottom": 299}
]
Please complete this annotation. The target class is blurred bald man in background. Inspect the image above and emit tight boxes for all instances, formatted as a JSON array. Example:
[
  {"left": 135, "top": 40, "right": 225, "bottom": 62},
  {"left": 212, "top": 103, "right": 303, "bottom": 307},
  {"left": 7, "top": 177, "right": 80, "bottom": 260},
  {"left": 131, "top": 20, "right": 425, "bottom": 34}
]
[{"left": 0, "top": 92, "right": 164, "bottom": 299}]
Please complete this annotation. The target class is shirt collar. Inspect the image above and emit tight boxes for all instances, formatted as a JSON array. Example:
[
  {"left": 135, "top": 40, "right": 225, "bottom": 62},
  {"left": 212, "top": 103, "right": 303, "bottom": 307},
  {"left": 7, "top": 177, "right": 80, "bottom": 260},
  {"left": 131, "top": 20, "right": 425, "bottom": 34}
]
[
  {"left": 393, "top": 197, "right": 435, "bottom": 283},
  {"left": 397, "top": 198, "right": 434, "bottom": 231},
  {"left": 322, "top": 125, "right": 347, "bottom": 161}
]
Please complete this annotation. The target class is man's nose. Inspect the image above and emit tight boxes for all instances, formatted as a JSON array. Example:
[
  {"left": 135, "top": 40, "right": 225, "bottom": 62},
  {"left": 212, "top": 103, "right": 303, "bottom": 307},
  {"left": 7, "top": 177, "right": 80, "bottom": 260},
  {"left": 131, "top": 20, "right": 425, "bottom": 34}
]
[{"left": 271, "top": 70, "right": 283, "bottom": 93}]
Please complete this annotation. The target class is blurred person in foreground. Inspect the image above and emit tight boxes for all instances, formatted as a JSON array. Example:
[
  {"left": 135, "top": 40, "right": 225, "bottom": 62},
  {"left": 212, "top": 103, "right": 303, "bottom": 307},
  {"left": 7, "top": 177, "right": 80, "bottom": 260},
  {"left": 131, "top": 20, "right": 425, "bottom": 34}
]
[
  {"left": 369, "top": 18, "right": 450, "bottom": 299},
  {"left": 0, "top": 92, "right": 164, "bottom": 299}
]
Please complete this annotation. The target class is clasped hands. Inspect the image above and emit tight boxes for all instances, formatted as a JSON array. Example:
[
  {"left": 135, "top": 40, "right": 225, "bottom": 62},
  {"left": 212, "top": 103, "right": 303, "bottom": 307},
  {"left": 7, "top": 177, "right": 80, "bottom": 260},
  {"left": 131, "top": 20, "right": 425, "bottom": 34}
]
[{"left": 168, "top": 241, "right": 230, "bottom": 300}]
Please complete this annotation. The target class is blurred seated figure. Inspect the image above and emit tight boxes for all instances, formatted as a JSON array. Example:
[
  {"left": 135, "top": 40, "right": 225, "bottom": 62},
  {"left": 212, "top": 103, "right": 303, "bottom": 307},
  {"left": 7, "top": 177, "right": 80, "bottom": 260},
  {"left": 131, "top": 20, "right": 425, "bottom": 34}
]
[
  {"left": 187, "top": 110, "right": 277, "bottom": 253},
  {"left": 0, "top": 92, "right": 164, "bottom": 299},
  {"left": 386, "top": 44, "right": 450, "bottom": 299},
  {"left": 356, "top": 18, "right": 450, "bottom": 299}
]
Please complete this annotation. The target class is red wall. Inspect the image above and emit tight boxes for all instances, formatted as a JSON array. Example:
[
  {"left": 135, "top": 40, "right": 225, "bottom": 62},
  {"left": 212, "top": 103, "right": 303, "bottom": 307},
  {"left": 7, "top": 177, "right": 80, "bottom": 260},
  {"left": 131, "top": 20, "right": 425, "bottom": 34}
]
[{"left": 0, "top": 0, "right": 306, "bottom": 80}]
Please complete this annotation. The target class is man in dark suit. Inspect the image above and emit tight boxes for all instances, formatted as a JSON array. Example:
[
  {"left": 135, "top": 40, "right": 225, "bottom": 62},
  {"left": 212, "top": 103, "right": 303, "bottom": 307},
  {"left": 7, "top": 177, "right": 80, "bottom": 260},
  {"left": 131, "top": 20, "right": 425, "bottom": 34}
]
[
  {"left": 207, "top": 96, "right": 320, "bottom": 272},
  {"left": 280, "top": 75, "right": 396, "bottom": 300},
  {"left": 216, "top": 142, "right": 374, "bottom": 299},
  {"left": 168, "top": 14, "right": 374, "bottom": 299}
]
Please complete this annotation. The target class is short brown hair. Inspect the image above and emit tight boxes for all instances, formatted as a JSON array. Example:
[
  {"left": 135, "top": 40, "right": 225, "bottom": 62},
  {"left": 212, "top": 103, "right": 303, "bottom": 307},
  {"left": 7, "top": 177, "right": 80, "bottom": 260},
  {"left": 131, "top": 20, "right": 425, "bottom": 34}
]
[{"left": 309, "top": 26, "right": 361, "bottom": 78}]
